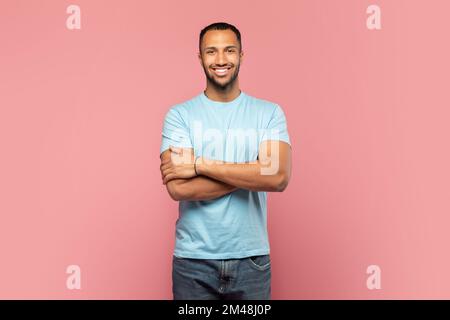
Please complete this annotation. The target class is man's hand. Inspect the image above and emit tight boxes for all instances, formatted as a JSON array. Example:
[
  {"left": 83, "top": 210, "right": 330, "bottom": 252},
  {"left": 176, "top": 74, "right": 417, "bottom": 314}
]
[
  {"left": 160, "top": 146, "right": 197, "bottom": 184},
  {"left": 160, "top": 148, "right": 237, "bottom": 201}
]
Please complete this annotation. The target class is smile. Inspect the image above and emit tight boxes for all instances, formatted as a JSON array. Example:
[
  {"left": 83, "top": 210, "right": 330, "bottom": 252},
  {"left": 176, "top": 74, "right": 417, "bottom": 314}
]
[{"left": 212, "top": 67, "right": 231, "bottom": 77}]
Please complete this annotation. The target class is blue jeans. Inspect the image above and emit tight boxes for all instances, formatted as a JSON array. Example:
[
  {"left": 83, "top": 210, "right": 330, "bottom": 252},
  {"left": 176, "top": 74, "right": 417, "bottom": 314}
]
[{"left": 172, "top": 254, "right": 271, "bottom": 300}]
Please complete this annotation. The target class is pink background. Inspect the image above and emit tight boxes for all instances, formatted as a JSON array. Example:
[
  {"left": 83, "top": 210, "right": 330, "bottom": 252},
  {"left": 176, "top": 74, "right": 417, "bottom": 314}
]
[{"left": 1, "top": 0, "right": 450, "bottom": 299}]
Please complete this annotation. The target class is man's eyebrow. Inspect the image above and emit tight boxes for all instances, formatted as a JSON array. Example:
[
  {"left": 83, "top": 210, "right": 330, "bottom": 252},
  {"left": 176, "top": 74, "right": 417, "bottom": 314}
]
[{"left": 203, "top": 45, "right": 239, "bottom": 51}]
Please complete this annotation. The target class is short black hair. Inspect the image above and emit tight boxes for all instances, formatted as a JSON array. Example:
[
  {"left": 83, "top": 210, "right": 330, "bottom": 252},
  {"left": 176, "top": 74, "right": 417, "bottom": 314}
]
[{"left": 199, "top": 22, "right": 242, "bottom": 53}]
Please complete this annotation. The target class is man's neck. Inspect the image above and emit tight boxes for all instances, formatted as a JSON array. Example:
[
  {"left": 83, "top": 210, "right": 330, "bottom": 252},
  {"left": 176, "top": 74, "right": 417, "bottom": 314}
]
[{"left": 204, "top": 80, "right": 241, "bottom": 102}]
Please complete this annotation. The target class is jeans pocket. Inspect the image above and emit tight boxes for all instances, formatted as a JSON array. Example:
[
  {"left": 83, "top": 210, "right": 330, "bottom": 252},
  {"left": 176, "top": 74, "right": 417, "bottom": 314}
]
[{"left": 247, "top": 254, "right": 271, "bottom": 271}]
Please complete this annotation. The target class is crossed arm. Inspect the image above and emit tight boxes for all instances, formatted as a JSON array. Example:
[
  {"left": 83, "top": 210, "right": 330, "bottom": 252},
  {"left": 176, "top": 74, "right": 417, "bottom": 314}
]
[{"left": 159, "top": 140, "right": 291, "bottom": 201}]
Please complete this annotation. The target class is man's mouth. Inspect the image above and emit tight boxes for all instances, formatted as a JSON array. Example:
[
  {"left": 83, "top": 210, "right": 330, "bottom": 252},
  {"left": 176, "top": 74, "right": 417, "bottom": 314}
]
[{"left": 211, "top": 66, "right": 231, "bottom": 77}]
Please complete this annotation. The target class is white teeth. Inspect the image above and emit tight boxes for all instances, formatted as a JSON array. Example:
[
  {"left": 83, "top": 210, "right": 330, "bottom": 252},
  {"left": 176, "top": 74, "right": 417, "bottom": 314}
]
[{"left": 214, "top": 68, "right": 229, "bottom": 73}]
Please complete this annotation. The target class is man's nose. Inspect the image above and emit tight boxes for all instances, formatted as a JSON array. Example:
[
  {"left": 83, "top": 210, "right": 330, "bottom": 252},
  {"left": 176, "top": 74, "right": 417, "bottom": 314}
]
[{"left": 216, "top": 51, "right": 227, "bottom": 65}]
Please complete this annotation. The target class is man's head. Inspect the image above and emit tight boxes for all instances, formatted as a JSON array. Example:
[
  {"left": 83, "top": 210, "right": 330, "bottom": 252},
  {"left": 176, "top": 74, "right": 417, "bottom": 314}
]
[{"left": 198, "top": 22, "right": 244, "bottom": 91}]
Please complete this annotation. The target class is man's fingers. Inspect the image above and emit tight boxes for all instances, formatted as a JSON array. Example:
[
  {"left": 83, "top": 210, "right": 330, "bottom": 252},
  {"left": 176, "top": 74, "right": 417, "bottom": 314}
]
[
  {"left": 160, "top": 162, "right": 171, "bottom": 172},
  {"left": 169, "top": 145, "right": 182, "bottom": 154},
  {"left": 160, "top": 160, "right": 169, "bottom": 168},
  {"left": 162, "top": 167, "right": 173, "bottom": 179},
  {"left": 161, "top": 156, "right": 171, "bottom": 165},
  {"left": 163, "top": 173, "right": 176, "bottom": 184}
]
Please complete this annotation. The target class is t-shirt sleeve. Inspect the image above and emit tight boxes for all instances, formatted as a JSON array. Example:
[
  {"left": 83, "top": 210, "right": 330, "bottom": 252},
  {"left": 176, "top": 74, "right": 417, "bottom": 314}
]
[
  {"left": 160, "top": 108, "right": 193, "bottom": 155},
  {"left": 260, "top": 104, "right": 291, "bottom": 146}
]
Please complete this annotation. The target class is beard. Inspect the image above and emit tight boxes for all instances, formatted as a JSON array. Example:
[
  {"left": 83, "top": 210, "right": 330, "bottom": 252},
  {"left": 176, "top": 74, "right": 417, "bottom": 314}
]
[{"left": 202, "top": 62, "right": 241, "bottom": 91}]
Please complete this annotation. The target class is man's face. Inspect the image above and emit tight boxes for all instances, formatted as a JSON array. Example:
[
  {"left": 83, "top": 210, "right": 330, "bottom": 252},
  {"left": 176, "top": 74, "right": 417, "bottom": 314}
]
[{"left": 199, "top": 29, "right": 243, "bottom": 90}]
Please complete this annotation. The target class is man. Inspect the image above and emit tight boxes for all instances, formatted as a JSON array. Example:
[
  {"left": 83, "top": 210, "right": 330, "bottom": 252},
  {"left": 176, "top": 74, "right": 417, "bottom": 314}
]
[{"left": 159, "top": 22, "right": 291, "bottom": 300}]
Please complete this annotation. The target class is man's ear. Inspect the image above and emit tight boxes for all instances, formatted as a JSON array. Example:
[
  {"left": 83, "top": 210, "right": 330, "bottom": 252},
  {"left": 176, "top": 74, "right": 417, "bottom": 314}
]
[{"left": 198, "top": 52, "right": 203, "bottom": 65}]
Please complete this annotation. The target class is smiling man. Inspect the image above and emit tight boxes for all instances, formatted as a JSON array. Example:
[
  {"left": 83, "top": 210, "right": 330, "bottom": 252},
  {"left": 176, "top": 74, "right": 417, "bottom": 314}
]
[{"left": 160, "top": 22, "right": 292, "bottom": 300}]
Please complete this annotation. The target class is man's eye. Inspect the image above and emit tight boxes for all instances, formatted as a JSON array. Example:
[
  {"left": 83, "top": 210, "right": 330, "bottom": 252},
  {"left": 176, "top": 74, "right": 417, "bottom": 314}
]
[
  {"left": 206, "top": 51, "right": 214, "bottom": 54},
  {"left": 227, "top": 49, "right": 235, "bottom": 53}
]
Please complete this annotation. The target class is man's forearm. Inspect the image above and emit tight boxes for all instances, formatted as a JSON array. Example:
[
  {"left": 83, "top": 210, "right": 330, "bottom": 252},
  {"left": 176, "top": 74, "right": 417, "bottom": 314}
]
[
  {"left": 166, "top": 176, "right": 237, "bottom": 201},
  {"left": 196, "top": 159, "right": 288, "bottom": 192}
]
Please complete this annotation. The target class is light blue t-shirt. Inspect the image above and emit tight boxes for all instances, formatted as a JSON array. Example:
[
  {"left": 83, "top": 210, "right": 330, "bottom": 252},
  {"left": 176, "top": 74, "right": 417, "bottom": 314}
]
[{"left": 160, "top": 90, "right": 290, "bottom": 259}]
